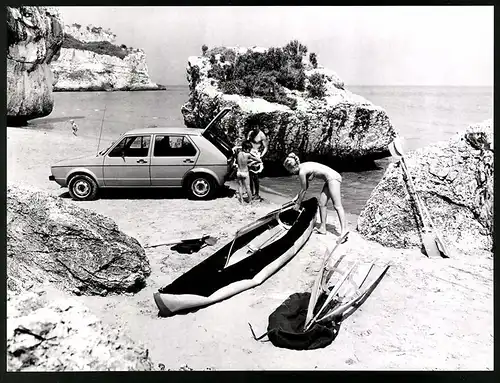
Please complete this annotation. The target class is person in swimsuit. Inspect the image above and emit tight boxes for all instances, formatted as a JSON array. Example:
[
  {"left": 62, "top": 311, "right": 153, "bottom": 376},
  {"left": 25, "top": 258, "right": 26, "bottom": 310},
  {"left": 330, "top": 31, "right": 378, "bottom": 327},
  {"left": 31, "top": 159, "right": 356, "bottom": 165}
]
[
  {"left": 246, "top": 126, "right": 269, "bottom": 201},
  {"left": 283, "top": 153, "right": 347, "bottom": 237},
  {"left": 236, "top": 141, "right": 262, "bottom": 204}
]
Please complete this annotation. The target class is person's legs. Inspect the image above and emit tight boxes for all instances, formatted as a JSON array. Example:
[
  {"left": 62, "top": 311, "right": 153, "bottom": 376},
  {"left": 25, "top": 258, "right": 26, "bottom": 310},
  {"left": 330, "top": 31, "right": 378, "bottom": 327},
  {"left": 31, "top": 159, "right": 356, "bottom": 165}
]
[
  {"left": 249, "top": 173, "right": 255, "bottom": 195},
  {"left": 237, "top": 178, "right": 244, "bottom": 204},
  {"left": 243, "top": 176, "right": 252, "bottom": 203},
  {"left": 326, "top": 179, "right": 347, "bottom": 236},
  {"left": 317, "top": 184, "right": 329, "bottom": 234},
  {"left": 254, "top": 174, "right": 260, "bottom": 197}
]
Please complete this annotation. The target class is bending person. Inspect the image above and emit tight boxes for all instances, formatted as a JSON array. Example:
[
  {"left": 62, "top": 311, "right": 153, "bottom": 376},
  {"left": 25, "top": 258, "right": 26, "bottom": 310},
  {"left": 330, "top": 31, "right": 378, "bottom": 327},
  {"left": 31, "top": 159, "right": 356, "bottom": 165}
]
[{"left": 283, "top": 153, "right": 347, "bottom": 237}]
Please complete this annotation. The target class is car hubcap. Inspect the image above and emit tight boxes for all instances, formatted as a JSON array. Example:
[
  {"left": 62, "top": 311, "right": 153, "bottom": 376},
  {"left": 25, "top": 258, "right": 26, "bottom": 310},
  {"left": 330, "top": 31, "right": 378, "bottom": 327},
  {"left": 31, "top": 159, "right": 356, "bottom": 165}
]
[
  {"left": 74, "top": 179, "right": 91, "bottom": 198},
  {"left": 192, "top": 178, "right": 210, "bottom": 197}
]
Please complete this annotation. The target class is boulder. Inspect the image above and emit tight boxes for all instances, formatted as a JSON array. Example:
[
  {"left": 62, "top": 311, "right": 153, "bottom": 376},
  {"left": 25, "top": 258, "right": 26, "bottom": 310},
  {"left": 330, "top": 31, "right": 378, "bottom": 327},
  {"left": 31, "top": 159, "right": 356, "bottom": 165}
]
[
  {"left": 7, "top": 6, "right": 64, "bottom": 125},
  {"left": 7, "top": 289, "right": 154, "bottom": 371},
  {"left": 181, "top": 45, "right": 396, "bottom": 167},
  {"left": 357, "top": 119, "right": 493, "bottom": 255},
  {"left": 7, "top": 184, "right": 151, "bottom": 295}
]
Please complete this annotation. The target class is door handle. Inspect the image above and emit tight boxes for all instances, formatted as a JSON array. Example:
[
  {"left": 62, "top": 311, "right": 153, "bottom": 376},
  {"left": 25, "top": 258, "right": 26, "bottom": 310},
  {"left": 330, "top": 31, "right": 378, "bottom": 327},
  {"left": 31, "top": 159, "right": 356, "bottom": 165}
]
[
  {"left": 183, "top": 159, "right": 194, "bottom": 163},
  {"left": 137, "top": 159, "right": 148, "bottom": 164}
]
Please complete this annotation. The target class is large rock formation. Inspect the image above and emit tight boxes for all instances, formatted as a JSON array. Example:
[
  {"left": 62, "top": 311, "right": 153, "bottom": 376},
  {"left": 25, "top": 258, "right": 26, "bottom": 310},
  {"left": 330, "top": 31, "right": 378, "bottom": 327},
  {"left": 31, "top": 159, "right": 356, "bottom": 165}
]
[
  {"left": 357, "top": 119, "right": 493, "bottom": 256},
  {"left": 7, "top": 6, "right": 64, "bottom": 125},
  {"left": 7, "top": 184, "right": 151, "bottom": 295},
  {"left": 51, "top": 23, "right": 165, "bottom": 91},
  {"left": 181, "top": 45, "right": 395, "bottom": 167},
  {"left": 7, "top": 289, "right": 154, "bottom": 371}
]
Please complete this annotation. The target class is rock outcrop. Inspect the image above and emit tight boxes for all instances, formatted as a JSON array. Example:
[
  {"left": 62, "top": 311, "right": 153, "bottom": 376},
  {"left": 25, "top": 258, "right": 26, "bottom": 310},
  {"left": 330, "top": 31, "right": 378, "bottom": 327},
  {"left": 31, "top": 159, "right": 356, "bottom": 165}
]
[
  {"left": 7, "top": 184, "right": 151, "bottom": 295},
  {"left": 7, "top": 289, "right": 154, "bottom": 371},
  {"left": 357, "top": 119, "right": 493, "bottom": 256},
  {"left": 51, "top": 23, "right": 165, "bottom": 91},
  {"left": 181, "top": 45, "right": 395, "bottom": 167},
  {"left": 7, "top": 6, "right": 64, "bottom": 125}
]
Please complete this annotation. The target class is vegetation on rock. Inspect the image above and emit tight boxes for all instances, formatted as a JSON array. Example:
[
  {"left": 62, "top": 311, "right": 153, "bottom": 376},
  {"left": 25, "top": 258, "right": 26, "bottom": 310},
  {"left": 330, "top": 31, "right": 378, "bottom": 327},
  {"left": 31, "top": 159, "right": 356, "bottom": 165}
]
[
  {"left": 62, "top": 34, "right": 129, "bottom": 59},
  {"left": 205, "top": 40, "right": 313, "bottom": 108},
  {"left": 307, "top": 72, "right": 327, "bottom": 98},
  {"left": 309, "top": 52, "right": 318, "bottom": 68}
]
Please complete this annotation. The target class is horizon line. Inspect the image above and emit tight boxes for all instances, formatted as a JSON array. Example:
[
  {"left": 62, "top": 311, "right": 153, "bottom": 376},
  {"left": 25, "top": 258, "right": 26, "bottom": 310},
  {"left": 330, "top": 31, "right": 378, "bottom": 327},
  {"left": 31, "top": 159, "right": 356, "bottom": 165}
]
[{"left": 161, "top": 83, "right": 494, "bottom": 88}]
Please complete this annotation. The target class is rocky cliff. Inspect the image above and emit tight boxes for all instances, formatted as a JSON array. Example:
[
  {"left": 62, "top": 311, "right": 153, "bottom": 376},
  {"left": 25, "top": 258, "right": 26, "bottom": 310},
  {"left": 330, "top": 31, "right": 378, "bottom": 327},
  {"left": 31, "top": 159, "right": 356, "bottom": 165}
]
[
  {"left": 357, "top": 119, "right": 493, "bottom": 256},
  {"left": 181, "top": 44, "right": 396, "bottom": 168},
  {"left": 51, "top": 23, "right": 165, "bottom": 91},
  {"left": 7, "top": 6, "right": 64, "bottom": 125}
]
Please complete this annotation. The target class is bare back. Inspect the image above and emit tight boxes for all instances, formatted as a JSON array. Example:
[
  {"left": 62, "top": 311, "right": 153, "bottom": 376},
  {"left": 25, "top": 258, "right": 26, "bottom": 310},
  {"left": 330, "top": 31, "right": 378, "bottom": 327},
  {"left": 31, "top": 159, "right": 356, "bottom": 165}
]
[
  {"left": 237, "top": 151, "right": 252, "bottom": 172},
  {"left": 299, "top": 162, "right": 342, "bottom": 183}
]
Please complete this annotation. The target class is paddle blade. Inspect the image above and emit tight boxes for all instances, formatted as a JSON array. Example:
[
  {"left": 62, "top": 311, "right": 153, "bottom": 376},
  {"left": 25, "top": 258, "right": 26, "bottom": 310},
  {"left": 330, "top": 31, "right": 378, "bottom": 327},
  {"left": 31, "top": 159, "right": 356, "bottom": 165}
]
[
  {"left": 435, "top": 235, "right": 451, "bottom": 258},
  {"left": 422, "top": 232, "right": 442, "bottom": 259},
  {"left": 388, "top": 136, "right": 405, "bottom": 158},
  {"left": 204, "top": 236, "right": 218, "bottom": 246}
]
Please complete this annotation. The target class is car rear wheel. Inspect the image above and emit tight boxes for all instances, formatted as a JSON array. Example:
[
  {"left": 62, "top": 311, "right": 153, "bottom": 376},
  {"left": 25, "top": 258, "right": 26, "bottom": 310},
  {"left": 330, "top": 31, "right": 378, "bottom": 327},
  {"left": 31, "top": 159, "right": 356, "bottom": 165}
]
[
  {"left": 186, "top": 174, "right": 217, "bottom": 200},
  {"left": 68, "top": 174, "right": 98, "bottom": 201}
]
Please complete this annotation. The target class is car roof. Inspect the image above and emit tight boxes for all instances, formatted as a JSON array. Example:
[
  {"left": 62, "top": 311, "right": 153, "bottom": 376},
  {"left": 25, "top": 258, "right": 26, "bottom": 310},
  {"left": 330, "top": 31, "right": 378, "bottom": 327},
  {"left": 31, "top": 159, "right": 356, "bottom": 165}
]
[{"left": 124, "top": 127, "right": 203, "bottom": 136}]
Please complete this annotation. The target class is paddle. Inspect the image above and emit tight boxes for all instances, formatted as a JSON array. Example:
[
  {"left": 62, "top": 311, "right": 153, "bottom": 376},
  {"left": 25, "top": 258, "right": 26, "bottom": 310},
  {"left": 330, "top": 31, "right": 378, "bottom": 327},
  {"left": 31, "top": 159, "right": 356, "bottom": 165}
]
[{"left": 389, "top": 137, "right": 449, "bottom": 258}]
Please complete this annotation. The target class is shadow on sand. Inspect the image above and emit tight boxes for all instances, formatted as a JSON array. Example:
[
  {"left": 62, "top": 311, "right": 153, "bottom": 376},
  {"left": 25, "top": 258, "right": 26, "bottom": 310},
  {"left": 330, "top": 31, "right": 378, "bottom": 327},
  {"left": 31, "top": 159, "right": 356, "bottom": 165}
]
[{"left": 58, "top": 185, "right": 236, "bottom": 201}]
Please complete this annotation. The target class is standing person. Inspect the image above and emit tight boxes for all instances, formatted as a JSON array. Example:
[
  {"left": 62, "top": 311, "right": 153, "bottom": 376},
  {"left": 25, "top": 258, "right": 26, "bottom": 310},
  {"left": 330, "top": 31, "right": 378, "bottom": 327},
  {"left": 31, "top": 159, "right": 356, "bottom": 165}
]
[
  {"left": 236, "top": 141, "right": 262, "bottom": 204},
  {"left": 246, "top": 126, "right": 269, "bottom": 201},
  {"left": 283, "top": 153, "right": 348, "bottom": 237}
]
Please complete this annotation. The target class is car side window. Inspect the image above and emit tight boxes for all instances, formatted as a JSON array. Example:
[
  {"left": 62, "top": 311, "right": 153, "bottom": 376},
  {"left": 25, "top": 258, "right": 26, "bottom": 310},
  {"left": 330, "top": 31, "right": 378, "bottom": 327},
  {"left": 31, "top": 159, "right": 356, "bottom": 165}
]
[
  {"left": 109, "top": 135, "right": 151, "bottom": 157},
  {"left": 153, "top": 135, "right": 197, "bottom": 157}
]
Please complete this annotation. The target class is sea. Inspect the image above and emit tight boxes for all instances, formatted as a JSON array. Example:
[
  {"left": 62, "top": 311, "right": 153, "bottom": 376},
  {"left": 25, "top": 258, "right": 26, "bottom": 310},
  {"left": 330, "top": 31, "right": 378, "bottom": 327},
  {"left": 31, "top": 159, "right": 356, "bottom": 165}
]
[{"left": 28, "top": 85, "right": 493, "bottom": 216}]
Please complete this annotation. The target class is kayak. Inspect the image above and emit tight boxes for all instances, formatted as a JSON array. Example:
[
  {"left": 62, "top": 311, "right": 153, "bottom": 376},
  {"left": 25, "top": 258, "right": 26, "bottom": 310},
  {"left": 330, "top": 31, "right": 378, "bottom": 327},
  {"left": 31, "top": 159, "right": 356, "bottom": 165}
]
[{"left": 154, "top": 197, "right": 318, "bottom": 316}]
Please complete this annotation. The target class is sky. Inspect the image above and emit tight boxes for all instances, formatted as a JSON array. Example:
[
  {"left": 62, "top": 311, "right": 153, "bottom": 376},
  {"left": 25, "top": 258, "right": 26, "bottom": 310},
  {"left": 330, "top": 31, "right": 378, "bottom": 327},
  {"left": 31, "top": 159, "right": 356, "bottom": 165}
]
[{"left": 58, "top": 6, "right": 494, "bottom": 87}]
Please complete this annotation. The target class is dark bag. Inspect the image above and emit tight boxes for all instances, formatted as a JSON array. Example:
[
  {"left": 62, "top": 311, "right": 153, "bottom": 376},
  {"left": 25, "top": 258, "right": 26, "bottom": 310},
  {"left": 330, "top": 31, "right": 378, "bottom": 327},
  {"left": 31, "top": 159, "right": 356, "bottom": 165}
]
[
  {"left": 171, "top": 242, "right": 204, "bottom": 254},
  {"left": 249, "top": 292, "right": 340, "bottom": 350}
]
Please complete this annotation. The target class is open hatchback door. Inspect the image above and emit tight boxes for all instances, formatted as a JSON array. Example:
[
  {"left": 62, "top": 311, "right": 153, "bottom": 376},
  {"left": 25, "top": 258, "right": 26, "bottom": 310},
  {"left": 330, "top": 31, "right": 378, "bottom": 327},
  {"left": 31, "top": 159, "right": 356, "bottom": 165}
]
[{"left": 201, "top": 107, "right": 234, "bottom": 159}]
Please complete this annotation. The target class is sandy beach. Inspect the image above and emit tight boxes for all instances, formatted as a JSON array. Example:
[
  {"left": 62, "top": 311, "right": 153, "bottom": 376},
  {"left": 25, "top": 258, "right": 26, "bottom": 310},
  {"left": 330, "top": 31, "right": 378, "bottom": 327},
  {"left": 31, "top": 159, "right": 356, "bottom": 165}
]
[{"left": 7, "top": 126, "right": 494, "bottom": 370}]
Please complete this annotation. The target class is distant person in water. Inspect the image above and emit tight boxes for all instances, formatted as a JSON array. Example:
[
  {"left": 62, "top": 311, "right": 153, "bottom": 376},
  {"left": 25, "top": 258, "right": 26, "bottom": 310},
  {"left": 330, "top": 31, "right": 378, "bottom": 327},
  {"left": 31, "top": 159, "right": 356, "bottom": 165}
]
[
  {"left": 236, "top": 141, "right": 262, "bottom": 204},
  {"left": 283, "top": 153, "right": 348, "bottom": 237},
  {"left": 246, "top": 126, "right": 269, "bottom": 201}
]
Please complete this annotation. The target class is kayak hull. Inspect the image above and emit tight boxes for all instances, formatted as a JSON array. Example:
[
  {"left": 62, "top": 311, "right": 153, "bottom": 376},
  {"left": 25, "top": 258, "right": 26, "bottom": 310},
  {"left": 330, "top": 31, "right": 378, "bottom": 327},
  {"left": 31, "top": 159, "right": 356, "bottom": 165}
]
[{"left": 154, "top": 198, "right": 318, "bottom": 316}]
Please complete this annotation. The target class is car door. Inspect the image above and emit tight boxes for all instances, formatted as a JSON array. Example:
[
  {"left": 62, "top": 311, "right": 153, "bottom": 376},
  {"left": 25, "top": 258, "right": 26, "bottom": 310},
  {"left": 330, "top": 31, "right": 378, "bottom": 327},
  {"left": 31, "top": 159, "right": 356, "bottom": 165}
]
[
  {"left": 150, "top": 134, "right": 199, "bottom": 186},
  {"left": 102, "top": 135, "right": 152, "bottom": 187}
]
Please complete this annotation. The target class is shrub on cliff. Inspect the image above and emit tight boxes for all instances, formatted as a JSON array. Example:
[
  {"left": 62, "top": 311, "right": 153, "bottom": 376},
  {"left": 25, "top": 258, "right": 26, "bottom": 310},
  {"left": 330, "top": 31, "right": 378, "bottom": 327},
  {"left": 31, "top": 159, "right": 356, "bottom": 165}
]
[
  {"left": 62, "top": 34, "right": 128, "bottom": 59},
  {"left": 307, "top": 73, "right": 327, "bottom": 98},
  {"left": 309, "top": 52, "right": 318, "bottom": 68},
  {"left": 207, "top": 41, "right": 308, "bottom": 108}
]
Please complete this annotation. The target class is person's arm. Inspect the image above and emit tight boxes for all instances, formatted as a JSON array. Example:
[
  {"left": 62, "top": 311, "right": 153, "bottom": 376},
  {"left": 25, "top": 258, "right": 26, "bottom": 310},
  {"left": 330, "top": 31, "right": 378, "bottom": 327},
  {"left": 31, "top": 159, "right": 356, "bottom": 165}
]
[
  {"left": 294, "top": 170, "right": 308, "bottom": 209},
  {"left": 260, "top": 135, "right": 269, "bottom": 158},
  {"left": 248, "top": 152, "right": 262, "bottom": 164}
]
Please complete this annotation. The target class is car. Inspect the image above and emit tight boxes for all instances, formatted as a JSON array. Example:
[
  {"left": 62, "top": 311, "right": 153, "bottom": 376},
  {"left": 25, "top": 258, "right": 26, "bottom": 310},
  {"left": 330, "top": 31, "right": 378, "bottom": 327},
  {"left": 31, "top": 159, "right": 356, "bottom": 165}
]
[{"left": 49, "top": 108, "right": 236, "bottom": 201}]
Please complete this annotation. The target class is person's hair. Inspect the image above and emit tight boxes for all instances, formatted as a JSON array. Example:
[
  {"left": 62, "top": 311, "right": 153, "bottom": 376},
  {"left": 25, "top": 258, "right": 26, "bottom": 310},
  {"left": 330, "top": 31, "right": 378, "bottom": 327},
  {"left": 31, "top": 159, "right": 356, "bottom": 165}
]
[
  {"left": 248, "top": 127, "right": 260, "bottom": 141},
  {"left": 283, "top": 152, "right": 300, "bottom": 171},
  {"left": 242, "top": 140, "right": 253, "bottom": 152}
]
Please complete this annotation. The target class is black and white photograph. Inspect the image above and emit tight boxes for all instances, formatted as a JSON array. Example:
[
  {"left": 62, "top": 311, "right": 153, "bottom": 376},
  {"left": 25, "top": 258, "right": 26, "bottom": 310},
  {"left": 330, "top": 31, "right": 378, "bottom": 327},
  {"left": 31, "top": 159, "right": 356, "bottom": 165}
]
[{"left": 6, "top": 4, "right": 493, "bottom": 371}]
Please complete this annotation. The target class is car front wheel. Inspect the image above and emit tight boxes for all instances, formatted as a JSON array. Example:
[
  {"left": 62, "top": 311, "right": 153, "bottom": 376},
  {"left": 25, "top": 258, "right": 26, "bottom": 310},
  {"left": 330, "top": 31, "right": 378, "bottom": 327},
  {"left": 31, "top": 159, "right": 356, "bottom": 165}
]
[
  {"left": 68, "top": 174, "right": 99, "bottom": 201},
  {"left": 186, "top": 174, "right": 217, "bottom": 200}
]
